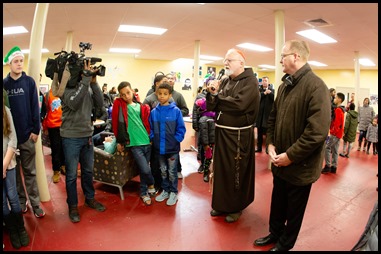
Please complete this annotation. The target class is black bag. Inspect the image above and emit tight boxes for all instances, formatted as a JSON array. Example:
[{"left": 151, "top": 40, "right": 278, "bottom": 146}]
[
  {"left": 351, "top": 200, "right": 378, "bottom": 251},
  {"left": 66, "top": 63, "right": 82, "bottom": 88},
  {"left": 45, "top": 54, "right": 67, "bottom": 82},
  {"left": 45, "top": 58, "right": 57, "bottom": 80},
  {"left": 45, "top": 52, "right": 82, "bottom": 89}
]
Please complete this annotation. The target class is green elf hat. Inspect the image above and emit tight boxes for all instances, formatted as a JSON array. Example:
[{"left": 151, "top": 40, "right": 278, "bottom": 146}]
[{"left": 3, "top": 46, "right": 24, "bottom": 64}]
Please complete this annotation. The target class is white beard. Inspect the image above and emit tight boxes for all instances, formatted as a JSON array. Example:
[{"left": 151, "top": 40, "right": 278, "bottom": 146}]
[{"left": 224, "top": 68, "right": 233, "bottom": 77}]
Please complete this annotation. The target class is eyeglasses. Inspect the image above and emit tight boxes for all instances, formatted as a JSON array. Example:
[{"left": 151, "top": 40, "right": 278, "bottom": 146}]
[
  {"left": 223, "top": 59, "right": 241, "bottom": 64},
  {"left": 280, "top": 53, "right": 295, "bottom": 59}
]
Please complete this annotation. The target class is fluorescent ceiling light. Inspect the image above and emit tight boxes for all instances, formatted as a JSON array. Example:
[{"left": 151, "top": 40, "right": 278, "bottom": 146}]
[
  {"left": 308, "top": 61, "right": 327, "bottom": 67},
  {"left": 258, "top": 64, "right": 275, "bottom": 69},
  {"left": 296, "top": 29, "right": 337, "bottom": 44},
  {"left": 237, "top": 43, "right": 273, "bottom": 52},
  {"left": 21, "top": 48, "right": 49, "bottom": 53},
  {"left": 359, "top": 58, "right": 375, "bottom": 67},
  {"left": 3, "top": 26, "right": 28, "bottom": 35},
  {"left": 109, "top": 48, "right": 141, "bottom": 54},
  {"left": 173, "top": 58, "right": 213, "bottom": 65},
  {"left": 200, "top": 55, "right": 223, "bottom": 61},
  {"left": 118, "top": 25, "right": 167, "bottom": 35}
]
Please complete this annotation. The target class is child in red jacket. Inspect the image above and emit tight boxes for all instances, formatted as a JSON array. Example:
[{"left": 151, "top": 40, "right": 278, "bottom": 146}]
[{"left": 322, "top": 92, "right": 345, "bottom": 174}]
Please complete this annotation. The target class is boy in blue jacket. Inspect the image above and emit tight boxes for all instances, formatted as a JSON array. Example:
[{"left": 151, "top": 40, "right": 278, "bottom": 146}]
[{"left": 150, "top": 83, "right": 186, "bottom": 206}]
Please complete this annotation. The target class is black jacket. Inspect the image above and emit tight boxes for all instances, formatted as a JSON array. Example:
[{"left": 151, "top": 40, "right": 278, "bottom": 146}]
[{"left": 255, "top": 85, "right": 274, "bottom": 128}]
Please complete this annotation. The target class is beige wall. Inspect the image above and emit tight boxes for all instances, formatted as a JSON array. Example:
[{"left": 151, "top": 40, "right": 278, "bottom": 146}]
[
  {"left": 257, "top": 69, "right": 378, "bottom": 93},
  {"left": 4, "top": 55, "right": 378, "bottom": 115}
]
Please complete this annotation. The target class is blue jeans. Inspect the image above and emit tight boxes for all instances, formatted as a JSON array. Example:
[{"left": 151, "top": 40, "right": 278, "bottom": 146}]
[
  {"left": 3, "top": 168, "right": 22, "bottom": 216},
  {"left": 130, "top": 145, "right": 154, "bottom": 196},
  {"left": 92, "top": 131, "right": 103, "bottom": 147},
  {"left": 158, "top": 153, "right": 179, "bottom": 194},
  {"left": 358, "top": 130, "right": 367, "bottom": 143},
  {"left": 62, "top": 137, "right": 95, "bottom": 207}
]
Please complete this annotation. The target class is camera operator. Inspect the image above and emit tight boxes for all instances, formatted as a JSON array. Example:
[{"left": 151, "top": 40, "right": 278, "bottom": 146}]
[{"left": 58, "top": 59, "right": 106, "bottom": 223}]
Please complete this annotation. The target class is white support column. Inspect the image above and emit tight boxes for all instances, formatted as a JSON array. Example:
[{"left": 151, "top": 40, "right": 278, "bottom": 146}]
[
  {"left": 193, "top": 40, "right": 201, "bottom": 100},
  {"left": 27, "top": 3, "right": 51, "bottom": 202},
  {"left": 65, "top": 31, "right": 74, "bottom": 52},
  {"left": 267, "top": 9, "right": 285, "bottom": 170},
  {"left": 354, "top": 51, "right": 360, "bottom": 106},
  {"left": 274, "top": 9, "right": 285, "bottom": 94}
]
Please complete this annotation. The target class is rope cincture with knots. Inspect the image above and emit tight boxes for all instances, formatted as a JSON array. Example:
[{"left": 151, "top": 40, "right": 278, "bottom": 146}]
[
  {"left": 209, "top": 129, "right": 243, "bottom": 194},
  {"left": 209, "top": 163, "right": 214, "bottom": 195},
  {"left": 209, "top": 124, "right": 253, "bottom": 194},
  {"left": 208, "top": 145, "right": 215, "bottom": 194},
  {"left": 234, "top": 129, "right": 242, "bottom": 191}
]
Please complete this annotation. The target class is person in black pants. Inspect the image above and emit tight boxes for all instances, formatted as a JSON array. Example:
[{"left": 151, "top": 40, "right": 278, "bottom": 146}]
[
  {"left": 255, "top": 76, "right": 274, "bottom": 152},
  {"left": 42, "top": 88, "right": 66, "bottom": 183},
  {"left": 254, "top": 40, "right": 331, "bottom": 251}
]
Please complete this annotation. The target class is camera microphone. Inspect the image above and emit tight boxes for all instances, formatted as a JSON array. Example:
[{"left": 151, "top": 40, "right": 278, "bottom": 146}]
[{"left": 90, "top": 57, "right": 102, "bottom": 63}]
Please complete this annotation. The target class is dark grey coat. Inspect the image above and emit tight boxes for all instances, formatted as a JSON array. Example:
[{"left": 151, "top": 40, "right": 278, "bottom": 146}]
[{"left": 266, "top": 63, "right": 331, "bottom": 186}]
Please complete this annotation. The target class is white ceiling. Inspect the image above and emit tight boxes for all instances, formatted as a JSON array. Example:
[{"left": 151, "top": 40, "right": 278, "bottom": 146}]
[{"left": 3, "top": 3, "right": 378, "bottom": 70}]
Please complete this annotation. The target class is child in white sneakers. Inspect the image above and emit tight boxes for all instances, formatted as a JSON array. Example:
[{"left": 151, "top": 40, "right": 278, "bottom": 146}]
[
  {"left": 149, "top": 83, "right": 186, "bottom": 206},
  {"left": 112, "top": 81, "right": 156, "bottom": 206}
]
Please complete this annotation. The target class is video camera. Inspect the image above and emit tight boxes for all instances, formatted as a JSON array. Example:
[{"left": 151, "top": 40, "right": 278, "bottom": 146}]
[
  {"left": 45, "top": 42, "right": 106, "bottom": 88},
  {"left": 71, "top": 42, "right": 106, "bottom": 76}
]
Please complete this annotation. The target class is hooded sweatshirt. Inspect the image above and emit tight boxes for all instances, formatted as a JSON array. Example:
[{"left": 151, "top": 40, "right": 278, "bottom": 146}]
[{"left": 3, "top": 72, "right": 40, "bottom": 144}]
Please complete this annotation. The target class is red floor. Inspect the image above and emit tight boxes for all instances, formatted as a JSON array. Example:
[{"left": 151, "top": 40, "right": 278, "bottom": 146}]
[{"left": 3, "top": 130, "right": 378, "bottom": 251}]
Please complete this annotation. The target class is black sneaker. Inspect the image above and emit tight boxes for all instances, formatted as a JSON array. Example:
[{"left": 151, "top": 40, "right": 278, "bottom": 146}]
[
  {"left": 203, "top": 173, "right": 209, "bottom": 182},
  {"left": 321, "top": 165, "right": 331, "bottom": 174},
  {"left": 197, "top": 165, "right": 204, "bottom": 174},
  {"left": 33, "top": 206, "right": 45, "bottom": 218},
  {"left": 69, "top": 206, "right": 80, "bottom": 223},
  {"left": 85, "top": 199, "right": 106, "bottom": 212}
]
